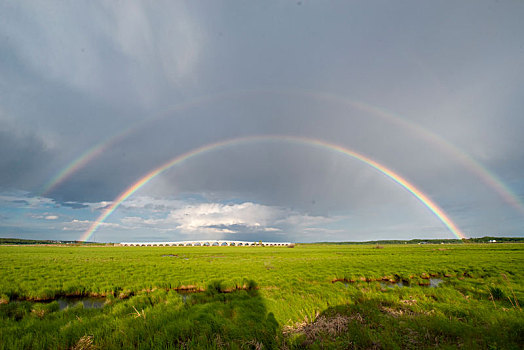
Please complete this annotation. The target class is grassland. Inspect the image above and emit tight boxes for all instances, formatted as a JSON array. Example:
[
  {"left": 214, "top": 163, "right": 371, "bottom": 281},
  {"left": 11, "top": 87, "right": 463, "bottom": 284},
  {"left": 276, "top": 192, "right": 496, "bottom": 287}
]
[{"left": 0, "top": 243, "right": 522, "bottom": 349}]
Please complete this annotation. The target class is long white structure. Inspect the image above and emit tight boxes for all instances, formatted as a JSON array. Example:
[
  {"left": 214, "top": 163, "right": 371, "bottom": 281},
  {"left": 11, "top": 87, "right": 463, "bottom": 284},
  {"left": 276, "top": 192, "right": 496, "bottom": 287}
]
[{"left": 120, "top": 240, "right": 292, "bottom": 247}]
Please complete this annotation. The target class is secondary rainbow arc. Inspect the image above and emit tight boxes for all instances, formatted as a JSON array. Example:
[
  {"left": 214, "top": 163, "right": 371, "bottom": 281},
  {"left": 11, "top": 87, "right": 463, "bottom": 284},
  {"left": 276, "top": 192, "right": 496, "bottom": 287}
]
[
  {"left": 42, "top": 89, "right": 523, "bottom": 216},
  {"left": 39, "top": 91, "right": 248, "bottom": 196},
  {"left": 81, "top": 135, "right": 466, "bottom": 242},
  {"left": 280, "top": 89, "right": 523, "bottom": 216}
]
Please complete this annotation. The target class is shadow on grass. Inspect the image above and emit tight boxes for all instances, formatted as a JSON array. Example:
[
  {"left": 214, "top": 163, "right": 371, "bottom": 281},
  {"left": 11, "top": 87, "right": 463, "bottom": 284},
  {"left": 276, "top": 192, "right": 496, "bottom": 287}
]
[
  {"left": 283, "top": 295, "right": 524, "bottom": 349},
  {"left": 0, "top": 280, "right": 279, "bottom": 349},
  {"left": 169, "top": 280, "right": 280, "bottom": 348}
]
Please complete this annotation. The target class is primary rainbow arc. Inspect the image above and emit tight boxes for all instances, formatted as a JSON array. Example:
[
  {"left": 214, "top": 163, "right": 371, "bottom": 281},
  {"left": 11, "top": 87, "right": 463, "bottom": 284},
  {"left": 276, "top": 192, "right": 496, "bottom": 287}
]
[{"left": 81, "top": 135, "right": 465, "bottom": 242}]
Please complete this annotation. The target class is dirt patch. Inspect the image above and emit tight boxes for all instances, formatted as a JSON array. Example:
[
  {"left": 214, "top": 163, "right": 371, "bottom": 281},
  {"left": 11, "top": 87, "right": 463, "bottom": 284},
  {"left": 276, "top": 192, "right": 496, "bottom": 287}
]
[
  {"left": 380, "top": 306, "right": 416, "bottom": 318},
  {"left": 71, "top": 335, "right": 95, "bottom": 350},
  {"left": 283, "top": 314, "right": 350, "bottom": 345},
  {"left": 31, "top": 308, "right": 46, "bottom": 318},
  {"left": 175, "top": 285, "right": 204, "bottom": 293},
  {"left": 332, "top": 278, "right": 355, "bottom": 283}
]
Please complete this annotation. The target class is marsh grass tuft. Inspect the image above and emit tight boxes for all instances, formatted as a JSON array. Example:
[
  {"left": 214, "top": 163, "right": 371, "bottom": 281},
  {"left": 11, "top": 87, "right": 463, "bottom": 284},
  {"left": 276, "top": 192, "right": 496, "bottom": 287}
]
[
  {"left": 488, "top": 286, "right": 505, "bottom": 300},
  {"left": 501, "top": 273, "right": 521, "bottom": 310}
]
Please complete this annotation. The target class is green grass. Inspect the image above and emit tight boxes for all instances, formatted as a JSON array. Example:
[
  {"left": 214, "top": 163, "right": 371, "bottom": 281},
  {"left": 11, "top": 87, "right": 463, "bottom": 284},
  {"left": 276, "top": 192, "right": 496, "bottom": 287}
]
[{"left": 0, "top": 244, "right": 522, "bottom": 348}]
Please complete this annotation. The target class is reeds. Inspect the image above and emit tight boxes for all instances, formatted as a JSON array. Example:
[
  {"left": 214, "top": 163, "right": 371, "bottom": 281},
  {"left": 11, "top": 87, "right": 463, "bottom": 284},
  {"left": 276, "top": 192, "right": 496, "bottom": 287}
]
[{"left": 501, "top": 273, "right": 521, "bottom": 310}]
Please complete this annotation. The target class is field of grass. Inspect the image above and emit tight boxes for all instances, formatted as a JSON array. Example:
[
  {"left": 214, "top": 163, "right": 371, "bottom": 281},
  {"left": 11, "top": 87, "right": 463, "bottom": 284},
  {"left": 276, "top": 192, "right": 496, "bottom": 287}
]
[{"left": 0, "top": 243, "right": 522, "bottom": 349}]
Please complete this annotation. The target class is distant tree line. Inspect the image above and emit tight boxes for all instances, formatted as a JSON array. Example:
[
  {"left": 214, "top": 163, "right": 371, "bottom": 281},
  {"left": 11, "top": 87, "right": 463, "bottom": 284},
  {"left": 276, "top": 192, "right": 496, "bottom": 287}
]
[
  {"left": 2, "top": 236, "right": 522, "bottom": 246},
  {"left": 0, "top": 238, "right": 104, "bottom": 245},
  {"left": 313, "top": 236, "right": 524, "bottom": 245}
]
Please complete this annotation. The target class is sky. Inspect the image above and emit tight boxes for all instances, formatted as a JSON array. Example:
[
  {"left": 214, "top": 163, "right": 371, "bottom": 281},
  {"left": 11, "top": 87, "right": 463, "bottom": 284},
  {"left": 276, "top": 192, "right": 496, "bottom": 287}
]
[{"left": 0, "top": 1, "right": 523, "bottom": 243}]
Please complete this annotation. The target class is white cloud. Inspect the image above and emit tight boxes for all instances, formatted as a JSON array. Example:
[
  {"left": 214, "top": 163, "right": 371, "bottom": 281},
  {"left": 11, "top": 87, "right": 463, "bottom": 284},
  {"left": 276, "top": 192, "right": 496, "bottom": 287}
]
[
  {"left": 0, "top": 191, "right": 56, "bottom": 208},
  {"left": 120, "top": 202, "right": 284, "bottom": 235},
  {"left": 62, "top": 219, "right": 122, "bottom": 231},
  {"left": 117, "top": 200, "right": 338, "bottom": 237},
  {"left": 90, "top": 201, "right": 113, "bottom": 211},
  {"left": 168, "top": 202, "right": 278, "bottom": 232}
]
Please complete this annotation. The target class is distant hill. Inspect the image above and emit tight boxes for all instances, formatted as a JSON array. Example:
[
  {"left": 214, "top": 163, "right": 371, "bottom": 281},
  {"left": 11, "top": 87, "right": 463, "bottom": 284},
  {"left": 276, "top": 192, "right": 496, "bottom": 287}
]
[{"left": 313, "top": 236, "right": 524, "bottom": 244}]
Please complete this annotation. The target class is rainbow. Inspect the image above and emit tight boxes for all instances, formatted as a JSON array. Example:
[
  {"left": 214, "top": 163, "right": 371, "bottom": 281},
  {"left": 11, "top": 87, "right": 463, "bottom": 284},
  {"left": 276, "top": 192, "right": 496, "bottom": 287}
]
[
  {"left": 42, "top": 89, "right": 523, "bottom": 216},
  {"left": 287, "top": 90, "right": 524, "bottom": 216},
  {"left": 39, "top": 91, "right": 251, "bottom": 196},
  {"left": 81, "top": 135, "right": 466, "bottom": 242},
  {"left": 40, "top": 143, "right": 107, "bottom": 196}
]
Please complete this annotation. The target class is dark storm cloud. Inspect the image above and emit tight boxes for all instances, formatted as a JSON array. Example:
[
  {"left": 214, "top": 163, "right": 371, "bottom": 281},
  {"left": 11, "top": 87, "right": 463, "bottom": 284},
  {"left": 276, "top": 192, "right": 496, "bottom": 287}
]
[{"left": 0, "top": 125, "right": 53, "bottom": 190}]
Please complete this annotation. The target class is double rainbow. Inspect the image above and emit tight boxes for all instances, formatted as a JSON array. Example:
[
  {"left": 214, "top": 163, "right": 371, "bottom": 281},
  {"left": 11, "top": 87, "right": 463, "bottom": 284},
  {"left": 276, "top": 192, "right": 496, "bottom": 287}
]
[
  {"left": 42, "top": 89, "right": 523, "bottom": 216},
  {"left": 81, "top": 135, "right": 466, "bottom": 242}
]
